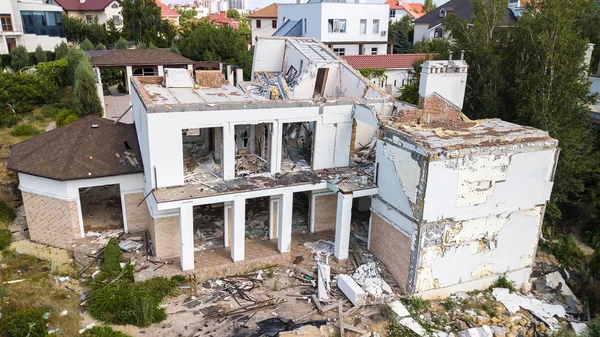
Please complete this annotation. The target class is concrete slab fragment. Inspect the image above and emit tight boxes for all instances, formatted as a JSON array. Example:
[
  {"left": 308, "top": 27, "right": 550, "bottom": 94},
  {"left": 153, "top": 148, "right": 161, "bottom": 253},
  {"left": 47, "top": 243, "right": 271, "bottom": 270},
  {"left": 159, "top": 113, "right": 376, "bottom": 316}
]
[{"left": 337, "top": 274, "right": 367, "bottom": 306}]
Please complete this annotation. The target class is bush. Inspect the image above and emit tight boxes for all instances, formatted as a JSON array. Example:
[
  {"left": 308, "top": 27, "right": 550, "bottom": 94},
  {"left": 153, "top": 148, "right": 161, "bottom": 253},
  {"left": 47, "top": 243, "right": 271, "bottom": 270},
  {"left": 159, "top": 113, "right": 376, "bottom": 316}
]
[
  {"left": 81, "top": 326, "right": 133, "bottom": 337},
  {"left": 590, "top": 316, "right": 600, "bottom": 337},
  {"left": 55, "top": 109, "right": 79, "bottom": 126},
  {"left": 54, "top": 41, "right": 70, "bottom": 59},
  {"left": 101, "top": 238, "right": 122, "bottom": 273},
  {"left": 96, "top": 43, "right": 107, "bottom": 50},
  {"left": 490, "top": 275, "right": 516, "bottom": 292},
  {"left": 0, "top": 72, "right": 59, "bottom": 108},
  {"left": 36, "top": 58, "right": 69, "bottom": 88},
  {"left": 10, "top": 45, "right": 30, "bottom": 71},
  {"left": 0, "top": 229, "right": 11, "bottom": 250},
  {"left": 81, "top": 38, "right": 95, "bottom": 51},
  {"left": 11, "top": 124, "right": 43, "bottom": 137},
  {"left": 0, "top": 201, "right": 16, "bottom": 224},
  {"left": 0, "top": 111, "right": 22, "bottom": 128},
  {"left": 117, "top": 83, "right": 126, "bottom": 93},
  {"left": 0, "top": 308, "right": 47, "bottom": 337},
  {"left": 34, "top": 45, "right": 47, "bottom": 63},
  {"left": 66, "top": 48, "right": 88, "bottom": 86},
  {"left": 39, "top": 103, "right": 65, "bottom": 119},
  {"left": 583, "top": 214, "right": 600, "bottom": 251},
  {"left": 115, "top": 37, "right": 129, "bottom": 50},
  {"left": 552, "top": 235, "right": 585, "bottom": 268},
  {"left": 86, "top": 266, "right": 180, "bottom": 327}
]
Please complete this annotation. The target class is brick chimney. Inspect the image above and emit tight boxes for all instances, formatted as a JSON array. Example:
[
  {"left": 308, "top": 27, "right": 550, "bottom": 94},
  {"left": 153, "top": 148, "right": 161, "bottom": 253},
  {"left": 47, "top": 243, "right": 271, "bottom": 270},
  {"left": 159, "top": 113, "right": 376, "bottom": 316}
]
[{"left": 418, "top": 57, "right": 468, "bottom": 110}]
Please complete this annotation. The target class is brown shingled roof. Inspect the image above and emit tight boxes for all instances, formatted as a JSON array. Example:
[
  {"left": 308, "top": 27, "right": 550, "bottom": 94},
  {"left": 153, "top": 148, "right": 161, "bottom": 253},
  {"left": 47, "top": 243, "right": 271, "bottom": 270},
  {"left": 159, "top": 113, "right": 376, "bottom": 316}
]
[
  {"left": 342, "top": 54, "right": 429, "bottom": 70},
  {"left": 90, "top": 49, "right": 194, "bottom": 67},
  {"left": 249, "top": 3, "right": 278, "bottom": 18},
  {"left": 7, "top": 116, "right": 144, "bottom": 181}
]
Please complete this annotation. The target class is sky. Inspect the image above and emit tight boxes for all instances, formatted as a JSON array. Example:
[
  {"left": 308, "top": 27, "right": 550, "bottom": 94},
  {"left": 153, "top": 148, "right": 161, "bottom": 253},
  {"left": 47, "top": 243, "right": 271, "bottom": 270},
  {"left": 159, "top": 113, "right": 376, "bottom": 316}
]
[{"left": 161, "top": 0, "right": 448, "bottom": 11}]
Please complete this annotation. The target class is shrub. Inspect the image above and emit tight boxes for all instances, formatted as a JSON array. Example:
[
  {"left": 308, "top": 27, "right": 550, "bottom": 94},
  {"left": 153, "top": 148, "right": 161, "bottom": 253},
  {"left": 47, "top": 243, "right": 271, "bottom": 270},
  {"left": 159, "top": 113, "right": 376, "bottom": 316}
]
[
  {"left": 96, "top": 43, "right": 107, "bottom": 50},
  {"left": 40, "top": 104, "right": 63, "bottom": 118},
  {"left": 36, "top": 58, "right": 69, "bottom": 88},
  {"left": 34, "top": 45, "right": 47, "bottom": 63},
  {"left": 408, "top": 296, "right": 429, "bottom": 313},
  {"left": 115, "top": 37, "right": 129, "bottom": 50},
  {"left": 11, "top": 124, "right": 43, "bottom": 137},
  {"left": 101, "top": 238, "right": 122, "bottom": 273},
  {"left": 86, "top": 265, "right": 179, "bottom": 327},
  {"left": 0, "top": 201, "right": 16, "bottom": 224},
  {"left": 54, "top": 41, "right": 70, "bottom": 59},
  {"left": 583, "top": 214, "right": 600, "bottom": 251},
  {"left": 0, "top": 229, "right": 11, "bottom": 250},
  {"left": 589, "top": 316, "right": 600, "bottom": 337},
  {"left": 10, "top": 45, "right": 30, "bottom": 71},
  {"left": 55, "top": 109, "right": 79, "bottom": 126},
  {"left": 117, "top": 83, "right": 126, "bottom": 93},
  {"left": 0, "top": 72, "right": 59, "bottom": 108},
  {"left": 13, "top": 101, "right": 33, "bottom": 114},
  {"left": 490, "top": 275, "right": 516, "bottom": 292},
  {"left": 0, "top": 111, "right": 22, "bottom": 128},
  {"left": 72, "top": 59, "right": 103, "bottom": 117},
  {"left": 0, "top": 308, "right": 47, "bottom": 337},
  {"left": 81, "top": 38, "right": 95, "bottom": 51},
  {"left": 552, "top": 235, "right": 584, "bottom": 268},
  {"left": 81, "top": 326, "right": 133, "bottom": 337}
]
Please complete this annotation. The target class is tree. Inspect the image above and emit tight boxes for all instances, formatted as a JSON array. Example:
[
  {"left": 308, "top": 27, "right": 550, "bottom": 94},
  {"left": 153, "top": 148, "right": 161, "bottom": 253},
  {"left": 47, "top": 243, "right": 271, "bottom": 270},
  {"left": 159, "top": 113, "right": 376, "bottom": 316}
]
[
  {"left": 393, "top": 23, "right": 412, "bottom": 54},
  {"left": 115, "top": 37, "right": 129, "bottom": 49},
  {"left": 445, "top": 0, "right": 509, "bottom": 119},
  {"left": 423, "top": 0, "right": 436, "bottom": 13},
  {"left": 169, "top": 43, "right": 181, "bottom": 55},
  {"left": 412, "top": 38, "right": 450, "bottom": 56},
  {"left": 399, "top": 58, "right": 428, "bottom": 103},
  {"left": 177, "top": 21, "right": 253, "bottom": 78},
  {"left": 81, "top": 38, "right": 94, "bottom": 51},
  {"left": 176, "top": 8, "right": 197, "bottom": 26},
  {"left": 34, "top": 45, "right": 47, "bottom": 63},
  {"left": 55, "top": 41, "right": 70, "bottom": 59},
  {"left": 66, "top": 49, "right": 88, "bottom": 86},
  {"left": 10, "top": 45, "right": 29, "bottom": 71},
  {"left": 63, "top": 14, "right": 108, "bottom": 45},
  {"left": 137, "top": 41, "right": 157, "bottom": 49},
  {"left": 96, "top": 43, "right": 107, "bottom": 50},
  {"left": 72, "top": 58, "right": 103, "bottom": 117},
  {"left": 226, "top": 9, "right": 241, "bottom": 20},
  {"left": 121, "top": 0, "right": 162, "bottom": 43}
]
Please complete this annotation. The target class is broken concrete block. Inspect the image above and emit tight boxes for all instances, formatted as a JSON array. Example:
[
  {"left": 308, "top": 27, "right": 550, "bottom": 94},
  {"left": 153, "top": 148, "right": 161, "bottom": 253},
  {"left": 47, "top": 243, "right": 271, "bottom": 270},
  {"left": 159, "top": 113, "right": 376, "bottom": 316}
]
[
  {"left": 337, "top": 274, "right": 367, "bottom": 306},
  {"left": 388, "top": 300, "right": 410, "bottom": 318},
  {"left": 570, "top": 322, "right": 589, "bottom": 336},
  {"left": 457, "top": 325, "right": 493, "bottom": 337},
  {"left": 399, "top": 317, "right": 426, "bottom": 336}
]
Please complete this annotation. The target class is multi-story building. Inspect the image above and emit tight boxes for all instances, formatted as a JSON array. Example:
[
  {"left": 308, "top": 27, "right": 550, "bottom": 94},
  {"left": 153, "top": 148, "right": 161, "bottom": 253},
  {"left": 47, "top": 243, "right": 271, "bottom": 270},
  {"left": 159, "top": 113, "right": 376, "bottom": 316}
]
[
  {"left": 385, "top": 0, "right": 424, "bottom": 22},
  {"left": 55, "top": 0, "right": 123, "bottom": 28},
  {"left": 8, "top": 37, "right": 558, "bottom": 298},
  {"left": 248, "top": 3, "right": 278, "bottom": 47},
  {"left": 274, "top": 0, "right": 390, "bottom": 56},
  {"left": 0, "top": 0, "right": 66, "bottom": 54}
]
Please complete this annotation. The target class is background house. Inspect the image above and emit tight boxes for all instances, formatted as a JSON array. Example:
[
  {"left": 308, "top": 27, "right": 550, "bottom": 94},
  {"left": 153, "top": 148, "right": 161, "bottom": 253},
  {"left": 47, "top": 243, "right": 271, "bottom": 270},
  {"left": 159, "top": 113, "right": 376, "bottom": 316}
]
[
  {"left": 248, "top": 3, "right": 278, "bottom": 47},
  {"left": 385, "top": 0, "right": 424, "bottom": 22},
  {"left": 275, "top": 0, "right": 390, "bottom": 56},
  {"left": 206, "top": 12, "right": 238, "bottom": 29},
  {"left": 342, "top": 53, "right": 428, "bottom": 97},
  {"left": 55, "top": 0, "right": 123, "bottom": 28},
  {"left": 0, "top": 0, "right": 66, "bottom": 54},
  {"left": 156, "top": 0, "right": 181, "bottom": 25}
]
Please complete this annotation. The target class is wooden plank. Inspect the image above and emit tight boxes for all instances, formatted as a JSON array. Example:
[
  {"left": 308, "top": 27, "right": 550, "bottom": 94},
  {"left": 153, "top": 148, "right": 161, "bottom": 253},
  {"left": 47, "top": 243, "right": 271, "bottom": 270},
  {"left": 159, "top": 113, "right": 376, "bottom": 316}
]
[
  {"left": 338, "top": 301, "right": 344, "bottom": 337},
  {"left": 345, "top": 325, "right": 367, "bottom": 334},
  {"left": 311, "top": 294, "right": 324, "bottom": 312}
]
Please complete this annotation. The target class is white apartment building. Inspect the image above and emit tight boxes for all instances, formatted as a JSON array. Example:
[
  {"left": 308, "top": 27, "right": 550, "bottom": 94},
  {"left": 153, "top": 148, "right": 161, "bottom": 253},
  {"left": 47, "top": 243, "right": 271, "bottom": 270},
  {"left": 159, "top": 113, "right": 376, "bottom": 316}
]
[
  {"left": 55, "top": 0, "right": 123, "bottom": 28},
  {"left": 275, "top": 0, "right": 390, "bottom": 56},
  {"left": 248, "top": 3, "right": 278, "bottom": 47},
  {"left": 0, "top": 0, "right": 66, "bottom": 54}
]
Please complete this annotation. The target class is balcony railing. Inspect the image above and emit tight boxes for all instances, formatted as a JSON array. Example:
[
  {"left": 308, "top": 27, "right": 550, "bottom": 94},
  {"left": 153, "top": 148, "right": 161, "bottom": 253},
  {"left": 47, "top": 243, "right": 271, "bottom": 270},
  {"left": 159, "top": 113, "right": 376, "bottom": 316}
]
[
  {"left": 23, "top": 25, "right": 65, "bottom": 37},
  {"left": 0, "top": 24, "right": 23, "bottom": 33}
]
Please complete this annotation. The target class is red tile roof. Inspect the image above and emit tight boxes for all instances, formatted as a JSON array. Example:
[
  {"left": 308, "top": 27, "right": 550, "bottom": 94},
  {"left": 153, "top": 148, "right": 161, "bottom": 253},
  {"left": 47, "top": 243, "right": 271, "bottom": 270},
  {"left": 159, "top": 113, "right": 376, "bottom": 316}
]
[
  {"left": 341, "top": 54, "right": 429, "bottom": 70},
  {"left": 206, "top": 14, "right": 239, "bottom": 29},
  {"left": 54, "top": 0, "right": 116, "bottom": 11},
  {"left": 385, "top": 0, "right": 425, "bottom": 19},
  {"left": 156, "top": 0, "right": 180, "bottom": 18},
  {"left": 249, "top": 3, "right": 278, "bottom": 18}
]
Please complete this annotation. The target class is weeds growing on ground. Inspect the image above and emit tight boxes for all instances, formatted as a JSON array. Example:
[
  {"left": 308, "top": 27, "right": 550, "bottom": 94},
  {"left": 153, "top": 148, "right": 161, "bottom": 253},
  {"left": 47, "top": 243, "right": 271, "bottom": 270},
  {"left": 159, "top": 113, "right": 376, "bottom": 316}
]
[
  {"left": 490, "top": 275, "right": 516, "bottom": 293},
  {"left": 10, "top": 124, "right": 42, "bottom": 137}
]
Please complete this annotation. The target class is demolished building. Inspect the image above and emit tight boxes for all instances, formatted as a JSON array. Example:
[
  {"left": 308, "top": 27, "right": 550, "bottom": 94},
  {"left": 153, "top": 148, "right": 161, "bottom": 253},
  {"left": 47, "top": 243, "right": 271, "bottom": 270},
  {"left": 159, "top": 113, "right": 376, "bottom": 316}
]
[{"left": 7, "top": 36, "right": 558, "bottom": 298}]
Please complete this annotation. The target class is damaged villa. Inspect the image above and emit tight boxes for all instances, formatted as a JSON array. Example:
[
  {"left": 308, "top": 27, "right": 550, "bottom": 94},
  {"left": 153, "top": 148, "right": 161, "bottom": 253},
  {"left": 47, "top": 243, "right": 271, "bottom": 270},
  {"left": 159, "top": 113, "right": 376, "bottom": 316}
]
[{"left": 7, "top": 36, "right": 558, "bottom": 298}]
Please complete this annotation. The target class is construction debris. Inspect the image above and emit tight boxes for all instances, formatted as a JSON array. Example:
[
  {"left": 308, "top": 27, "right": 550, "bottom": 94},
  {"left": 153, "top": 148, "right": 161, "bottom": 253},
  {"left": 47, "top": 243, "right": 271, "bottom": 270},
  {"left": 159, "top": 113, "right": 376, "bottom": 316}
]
[
  {"left": 337, "top": 274, "right": 367, "bottom": 306},
  {"left": 492, "top": 287, "right": 565, "bottom": 329}
]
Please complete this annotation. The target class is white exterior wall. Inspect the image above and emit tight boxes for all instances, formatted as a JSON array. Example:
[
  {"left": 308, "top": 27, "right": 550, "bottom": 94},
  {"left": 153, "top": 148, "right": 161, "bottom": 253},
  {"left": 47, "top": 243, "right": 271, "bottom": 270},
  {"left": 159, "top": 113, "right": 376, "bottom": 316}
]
[
  {"left": 19, "top": 34, "right": 64, "bottom": 52},
  {"left": 385, "top": 68, "right": 411, "bottom": 97},
  {"left": 413, "top": 23, "right": 432, "bottom": 43},
  {"left": 63, "top": 1, "right": 122, "bottom": 27},
  {"left": 251, "top": 18, "right": 277, "bottom": 46}
]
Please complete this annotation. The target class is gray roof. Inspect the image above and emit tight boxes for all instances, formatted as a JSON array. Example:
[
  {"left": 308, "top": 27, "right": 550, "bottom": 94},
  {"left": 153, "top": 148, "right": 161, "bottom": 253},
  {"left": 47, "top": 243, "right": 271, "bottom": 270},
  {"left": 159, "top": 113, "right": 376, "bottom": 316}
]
[
  {"left": 414, "top": 0, "right": 518, "bottom": 29},
  {"left": 273, "top": 20, "right": 302, "bottom": 37}
]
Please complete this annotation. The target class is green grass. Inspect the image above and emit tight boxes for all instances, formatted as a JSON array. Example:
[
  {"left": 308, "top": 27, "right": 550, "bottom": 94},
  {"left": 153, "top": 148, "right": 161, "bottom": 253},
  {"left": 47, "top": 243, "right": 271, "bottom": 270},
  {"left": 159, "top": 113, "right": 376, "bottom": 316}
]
[
  {"left": 10, "top": 124, "right": 42, "bottom": 137},
  {"left": 490, "top": 275, "right": 516, "bottom": 293},
  {"left": 80, "top": 326, "right": 133, "bottom": 337}
]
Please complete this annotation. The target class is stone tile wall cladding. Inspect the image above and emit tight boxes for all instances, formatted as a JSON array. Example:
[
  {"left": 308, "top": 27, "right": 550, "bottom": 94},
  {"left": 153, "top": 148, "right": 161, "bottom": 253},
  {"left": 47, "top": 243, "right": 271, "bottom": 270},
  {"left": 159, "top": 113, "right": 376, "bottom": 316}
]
[
  {"left": 152, "top": 215, "right": 181, "bottom": 258},
  {"left": 123, "top": 192, "right": 151, "bottom": 232},
  {"left": 369, "top": 212, "right": 411, "bottom": 291},
  {"left": 312, "top": 193, "right": 337, "bottom": 232},
  {"left": 22, "top": 192, "right": 81, "bottom": 249}
]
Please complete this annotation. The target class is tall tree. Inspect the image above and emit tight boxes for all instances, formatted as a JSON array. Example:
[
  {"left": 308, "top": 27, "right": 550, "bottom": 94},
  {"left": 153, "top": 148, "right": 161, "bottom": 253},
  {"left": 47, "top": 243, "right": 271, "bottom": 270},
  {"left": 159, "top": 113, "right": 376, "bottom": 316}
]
[
  {"left": 445, "top": 0, "right": 509, "bottom": 119},
  {"left": 393, "top": 23, "right": 412, "bottom": 54},
  {"left": 66, "top": 49, "right": 88, "bottom": 86},
  {"left": 55, "top": 41, "right": 70, "bottom": 59},
  {"left": 226, "top": 9, "right": 241, "bottom": 20},
  {"left": 423, "top": 0, "right": 436, "bottom": 13},
  {"left": 34, "top": 45, "right": 47, "bottom": 64},
  {"left": 121, "top": 0, "right": 161, "bottom": 43},
  {"left": 80, "top": 38, "right": 94, "bottom": 51},
  {"left": 10, "top": 46, "right": 29, "bottom": 71},
  {"left": 72, "top": 59, "right": 102, "bottom": 117},
  {"left": 115, "top": 37, "right": 129, "bottom": 50}
]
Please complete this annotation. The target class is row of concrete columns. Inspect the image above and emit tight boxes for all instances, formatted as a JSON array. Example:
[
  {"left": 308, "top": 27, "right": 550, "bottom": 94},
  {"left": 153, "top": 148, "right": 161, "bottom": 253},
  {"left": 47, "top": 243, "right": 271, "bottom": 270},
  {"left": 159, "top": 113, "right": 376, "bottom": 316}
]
[{"left": 178, "top": 189, "right": 355, "bottom": 271}]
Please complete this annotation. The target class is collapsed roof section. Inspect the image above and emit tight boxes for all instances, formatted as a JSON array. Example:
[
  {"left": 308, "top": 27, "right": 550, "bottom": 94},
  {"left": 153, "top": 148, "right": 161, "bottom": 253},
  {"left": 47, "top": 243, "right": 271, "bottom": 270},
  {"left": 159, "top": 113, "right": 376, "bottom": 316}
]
[{"left": 130, "top": 37, "right": 392, "bottom": 114}]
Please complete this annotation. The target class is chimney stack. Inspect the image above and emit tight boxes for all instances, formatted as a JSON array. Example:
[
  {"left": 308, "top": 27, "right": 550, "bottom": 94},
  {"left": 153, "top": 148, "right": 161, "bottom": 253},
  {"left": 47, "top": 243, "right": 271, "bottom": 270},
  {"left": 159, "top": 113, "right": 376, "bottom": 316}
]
[
  {"left": 220, "top": 10, "right": 226, "bottom": 18},
  {"left": 418, "top": 60, "right": 469, "bottom": 110}
]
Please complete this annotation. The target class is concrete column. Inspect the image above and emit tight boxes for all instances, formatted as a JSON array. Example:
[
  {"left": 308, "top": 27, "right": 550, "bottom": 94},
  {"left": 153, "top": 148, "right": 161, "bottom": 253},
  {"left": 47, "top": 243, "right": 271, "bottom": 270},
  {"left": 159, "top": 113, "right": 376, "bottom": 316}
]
[
  {"left": 278, "top": 190, "right": 293, "bottom": 253},
  {"left": 180, "top": 203, "right": 195, "bottom": 271},
  {"left": 224, "top": 202, "right": 232, "bottom": 247},
  {"left": 235, "top": 68, "right": 244, "bottom": 85},
  {"left": 249, "top": 124, "right": 256, "bottom": 153},
  {"left": 187, "top": 64, "right": 193, "bottom": 71},
  {"left": 158, "top": 65, "right": 164, "bottom": 76},
  {"left": 125, "top": 65, "right": 133, "bottom": 94},
  {"left": 222, "top": 123, "right": 235, "bottom": 180},
  {"left": 334, "top": 192, "right": 353, "bottom": 260},
  {"left": 270, "top": 121, "right": 282, "bottom": 174},
  {"left": 231, "top": 196, "right": 245, "bottom": 262},
  {"left": 269, "top": 196, "right": 280, "bottom": 240},
  {"left": 226, "top": 65, "right": 233, "bottom": 84}
]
